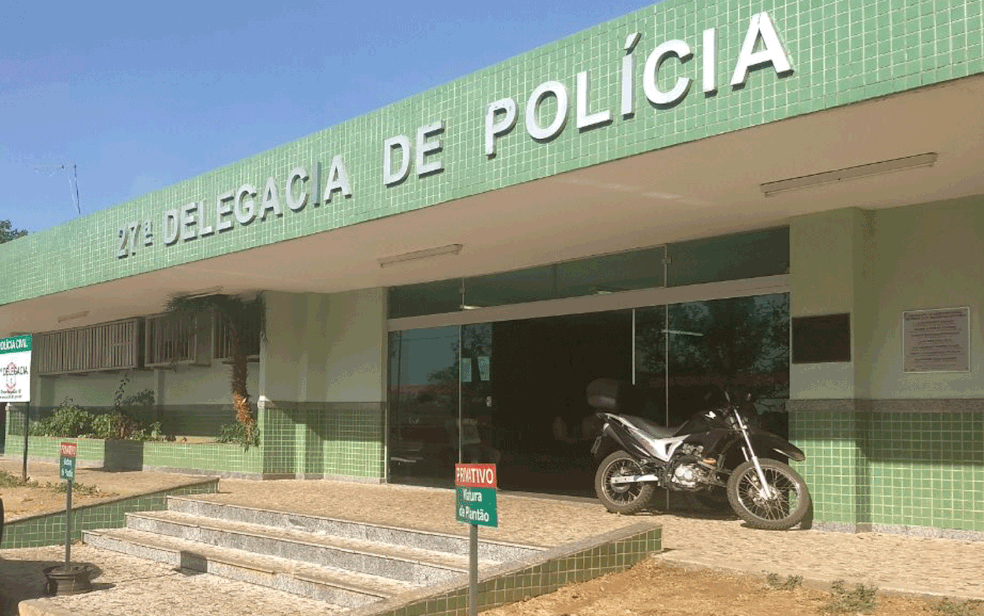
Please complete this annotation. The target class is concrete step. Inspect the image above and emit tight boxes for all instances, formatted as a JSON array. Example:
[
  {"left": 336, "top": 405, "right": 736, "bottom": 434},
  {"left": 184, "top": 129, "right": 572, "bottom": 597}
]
[
  {"left": 166, "top": 496, "right": 542, "bottom": 562},
  {"left": 83, "top": 527, "right": 411, "bottom": 608},
  {"left": 122, "top": 509, "right": 482, "bottom": 585}
]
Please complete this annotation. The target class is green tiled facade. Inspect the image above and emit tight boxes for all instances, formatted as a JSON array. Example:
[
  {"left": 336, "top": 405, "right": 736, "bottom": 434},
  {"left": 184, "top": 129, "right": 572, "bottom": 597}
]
[
  {"left": 3, "top": 0, "right": 984, "bottom": 539},
  {"left": 259, "top": 401, "right": 385, "bottom": 480},
  {"left": 792, "top": 408, "right": 984, "bottom": 536},
  {"left": 1, "top": 0, "right": 982, "bottom": 305}
]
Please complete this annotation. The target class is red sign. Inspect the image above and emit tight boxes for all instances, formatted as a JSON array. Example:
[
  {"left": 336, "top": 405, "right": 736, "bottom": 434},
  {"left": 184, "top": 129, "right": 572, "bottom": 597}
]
[
  {"left": 60, "top": 442, "right": 77, "bottom": 458},
  {"left": 455, "top": 463, "right": 497, "bottom": 488}
]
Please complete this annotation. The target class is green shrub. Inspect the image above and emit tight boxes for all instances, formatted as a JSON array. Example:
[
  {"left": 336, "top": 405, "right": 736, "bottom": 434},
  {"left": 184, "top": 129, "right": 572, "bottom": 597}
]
[
  {"left": 0, "top": 470, "right": 34, "bottom": 488},
  {"left": 90, "top": 413, "right": 117, "bottom": 440},
  {"left": 130, "top": 421, "right": 165, "bottom": 442},
  {"left": 28, "top": 375, "right": 166, "bottom": 442},
  {"left": 822, "top": 580, "right": 878, "bottom": 614},
  {"left": 217, "top": 422, "right": 261, "bottom": 449},
  {"left": 29, "top": 399, "right": 93, "bottom": 437},
  {"left": 934, "top": 599, "right": 984, "bottom": 616},
  {"left": 765, "top": 572, "right": 803, "bottom": 590}
]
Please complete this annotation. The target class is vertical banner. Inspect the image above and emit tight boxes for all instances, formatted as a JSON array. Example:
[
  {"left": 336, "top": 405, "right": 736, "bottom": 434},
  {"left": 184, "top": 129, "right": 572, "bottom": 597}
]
[{"left": 0, "top": 335, "right": 32, "bottom": 403}]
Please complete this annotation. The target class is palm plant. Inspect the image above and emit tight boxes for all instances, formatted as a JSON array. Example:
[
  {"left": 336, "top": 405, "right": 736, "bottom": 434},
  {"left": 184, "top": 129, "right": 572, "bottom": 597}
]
[{"left": 165, "top": 293, "right": 263, "bottom": 446}]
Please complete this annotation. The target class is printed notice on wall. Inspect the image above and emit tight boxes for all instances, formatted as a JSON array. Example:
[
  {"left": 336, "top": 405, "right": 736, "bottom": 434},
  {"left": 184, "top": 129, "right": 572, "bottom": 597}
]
[{"left": 903, "top": 307, "right": 970, "bottom": 373}]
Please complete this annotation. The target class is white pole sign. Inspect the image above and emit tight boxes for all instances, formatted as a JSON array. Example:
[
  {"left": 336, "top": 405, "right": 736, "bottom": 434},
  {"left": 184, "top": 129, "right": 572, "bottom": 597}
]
[{"left": 1, "top": 335, "right": 32, "bottom": 402}]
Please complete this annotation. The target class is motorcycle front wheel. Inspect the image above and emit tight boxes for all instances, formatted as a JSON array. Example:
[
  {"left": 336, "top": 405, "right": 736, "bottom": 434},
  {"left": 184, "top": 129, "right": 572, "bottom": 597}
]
[
  {"left": 594, "top": 450, "right": 655, "bottom": 515},
  {"left": 726, "top": 458, "right": 811, "bottom": 530}
]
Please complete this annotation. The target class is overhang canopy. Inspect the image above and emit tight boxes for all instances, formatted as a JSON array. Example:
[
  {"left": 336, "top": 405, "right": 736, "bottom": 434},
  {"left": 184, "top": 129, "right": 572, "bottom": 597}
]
[{"left": 3, "top": 74, "right": 983, "bottom": 336}]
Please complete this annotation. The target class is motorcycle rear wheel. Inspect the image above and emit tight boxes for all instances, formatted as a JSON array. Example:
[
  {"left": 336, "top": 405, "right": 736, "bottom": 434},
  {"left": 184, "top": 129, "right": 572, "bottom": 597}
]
[
  {"left": 594, "top": 451, "right": 655, "bottom": 515},
  {"left": 726, "top": 458, "right": 811, "bottom": 530}
]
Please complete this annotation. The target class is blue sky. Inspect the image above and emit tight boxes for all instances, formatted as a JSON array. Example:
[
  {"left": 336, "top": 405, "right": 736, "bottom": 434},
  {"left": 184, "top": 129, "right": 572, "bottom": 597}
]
[{"left": 1, "top": 1, "right": 654, "bottom": 234}]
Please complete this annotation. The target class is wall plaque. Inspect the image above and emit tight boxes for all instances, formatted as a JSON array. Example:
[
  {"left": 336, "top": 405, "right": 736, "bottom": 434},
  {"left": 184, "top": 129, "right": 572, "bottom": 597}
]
[
  {"left": 792, "top": 313, "right": 851, "bottom": 364},
  {"left": 903, "top": 307, "right": 970, "bottom": 373}
]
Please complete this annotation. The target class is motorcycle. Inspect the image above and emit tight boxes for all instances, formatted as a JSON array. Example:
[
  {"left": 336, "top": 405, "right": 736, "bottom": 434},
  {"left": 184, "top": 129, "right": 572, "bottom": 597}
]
[{"left": 587, "top": 378, "right": 811, "bottom": 530}]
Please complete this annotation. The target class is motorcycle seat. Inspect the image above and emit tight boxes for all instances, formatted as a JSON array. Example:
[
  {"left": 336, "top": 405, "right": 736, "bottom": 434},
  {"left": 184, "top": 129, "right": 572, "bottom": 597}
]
[{"left": 624, "top": 414, "right": 680, "bottom": 439}]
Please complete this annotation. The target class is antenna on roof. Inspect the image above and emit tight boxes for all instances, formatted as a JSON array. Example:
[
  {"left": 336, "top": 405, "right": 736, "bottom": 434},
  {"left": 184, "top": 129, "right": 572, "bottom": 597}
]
[{"left": 35, "top": 163, "right": 82, "bottom": 216}]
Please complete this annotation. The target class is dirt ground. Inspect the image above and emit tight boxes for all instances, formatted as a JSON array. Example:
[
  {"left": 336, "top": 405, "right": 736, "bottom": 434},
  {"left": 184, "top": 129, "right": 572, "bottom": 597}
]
[
  {"left": 0, "top": 459, "right": 199, "bottom": 520},
  {"left": 483, "top": 558, "right": 979, "bottom": 616}
]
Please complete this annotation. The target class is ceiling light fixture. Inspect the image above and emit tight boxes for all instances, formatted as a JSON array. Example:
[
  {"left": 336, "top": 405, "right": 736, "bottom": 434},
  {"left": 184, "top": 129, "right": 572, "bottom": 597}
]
[
  {"left": 760, "top": 153, "right": 938, "bottom": 197},
  {"left": 378, "top": 244, "right": 463, "bottom": 268},
  {"left": 57, "top": 310, "right": 90, "bottom": 323}
]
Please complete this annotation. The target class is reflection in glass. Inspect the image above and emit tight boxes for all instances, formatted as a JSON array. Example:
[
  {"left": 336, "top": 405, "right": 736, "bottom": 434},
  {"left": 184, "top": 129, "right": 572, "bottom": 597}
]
[
  {"left": 667, "top": 294, "right": 790, "bottom": 434},
  {"left": 460, "top": 323, "right": 500, "bottom": 465},
  {"left": 464, "top": 247, "right": 666, "bottom": 309},
  {"left": 388, "top": 327, "right": 460, "bottom": 487},
  {"left": 666, "top": 227, "right": 789, "bottom": 287},
  {"left": 632, "top": 306, "right": 668, "bottom": 424},
  {"left": 388, "top": 293, "right": 790, "bottom": 494},
  {"left": 388, "top": 279, "right": 462, "bottom": 319}
]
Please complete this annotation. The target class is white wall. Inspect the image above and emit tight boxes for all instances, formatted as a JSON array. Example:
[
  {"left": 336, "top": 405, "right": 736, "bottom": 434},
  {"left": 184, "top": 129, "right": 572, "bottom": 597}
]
[
  {"left": 40, "top": 370, "right": 157, "bottom": 408},
  {"left": 36, "top": 362, "right": 259, "bottom": 409},
  {"left": 862, "top": 197, "right": 984, "bottom": 398},
  {"left": 259, "top": 289, "right": 386, "bottom": 404},
  {"left": 790, "top": 197, "right": 984, "bottom": 400},
  {"left": 324, "top": 288, "right": 386, "bottom": 403},
  {"left": 789, "top": 208, "right": 861, "bottom": 399}
]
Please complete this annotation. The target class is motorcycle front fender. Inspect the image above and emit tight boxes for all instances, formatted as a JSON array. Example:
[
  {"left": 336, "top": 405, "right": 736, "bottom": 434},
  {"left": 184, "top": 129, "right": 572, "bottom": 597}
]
[{"left": 747, "top": 429, "right": 806, "bottom": 462}]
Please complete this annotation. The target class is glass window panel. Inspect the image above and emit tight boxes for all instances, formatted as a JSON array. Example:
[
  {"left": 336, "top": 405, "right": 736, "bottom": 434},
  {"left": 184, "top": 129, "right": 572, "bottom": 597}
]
[
  {"left": 667, "top": 294, "right": 790, "bottom": 434},
  {"left": 460, "top": 323, "right": 499, "bottom": 465},
  {"left": 388, "top": 279, "right": 462, "bottom": 319},
  {"left": 464, "top": 265, "right": 556, "bottom": 308},
  {"left": 633, "top": 306, "right": 668, "bottom": 424},
  {"left": 667, "top": 227, "right": 789, "bottom": 287},
  {"left": 388, "top": 326, "right": 460, "bottom": 487},
  {"left": 555, "top": 246, "right": 665, "bottom": 297}
]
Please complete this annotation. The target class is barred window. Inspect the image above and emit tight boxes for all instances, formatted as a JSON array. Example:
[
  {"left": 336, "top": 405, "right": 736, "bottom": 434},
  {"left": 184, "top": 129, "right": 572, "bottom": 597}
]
[{"left": 36, "top": 319, "right": 141, "bottom": 375}]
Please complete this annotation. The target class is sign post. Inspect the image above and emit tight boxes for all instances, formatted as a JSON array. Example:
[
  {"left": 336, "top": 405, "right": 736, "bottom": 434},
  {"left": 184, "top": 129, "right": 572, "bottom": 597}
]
[
  {"left": 1, "top": 335, "right": 32, "bottom": 481},
  {"left": 455, "top": 463, "right": 498, "bottom": 616},
  {"left": 60, "top": 442, "right": 77, "bottom": 565}
]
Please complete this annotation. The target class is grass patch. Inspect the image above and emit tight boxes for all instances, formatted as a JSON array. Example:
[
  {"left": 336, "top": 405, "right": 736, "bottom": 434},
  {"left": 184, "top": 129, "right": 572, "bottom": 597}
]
[
  {"left": 48, "top": 481, "right": 103, "bottom": 497},
  {"left": 822, "top": 580, "right": 878, "bottom": 614},
  {"left": 933, "top": 599, "right": 984, "bottom": 616},
  {"left": 1, "top": 469, "right": 107, "bottom": 498},
  {"left": 765, "top": 572, "right": 804, "bottom": 590},
  {"left": 0, "top": 469, "right": 35, "bottom": 488}
]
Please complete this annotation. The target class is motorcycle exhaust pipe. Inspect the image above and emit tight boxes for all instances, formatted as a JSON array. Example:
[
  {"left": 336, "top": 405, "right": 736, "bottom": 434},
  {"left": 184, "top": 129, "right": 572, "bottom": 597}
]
[{"left": 609, "top": 473, "right": 661, "bottom": 485}]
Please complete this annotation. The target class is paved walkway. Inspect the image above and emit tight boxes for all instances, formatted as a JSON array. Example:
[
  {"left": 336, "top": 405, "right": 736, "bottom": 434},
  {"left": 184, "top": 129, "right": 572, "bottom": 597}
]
[{"left": 2, "top": 473, "right": 982, "bottom": 615}]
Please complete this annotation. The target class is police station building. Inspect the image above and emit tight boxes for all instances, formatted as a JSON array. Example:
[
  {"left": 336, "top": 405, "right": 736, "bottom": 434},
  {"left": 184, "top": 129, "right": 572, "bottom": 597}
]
[{"left": 2, "top": 0, "right": 983, "bottom": 538}]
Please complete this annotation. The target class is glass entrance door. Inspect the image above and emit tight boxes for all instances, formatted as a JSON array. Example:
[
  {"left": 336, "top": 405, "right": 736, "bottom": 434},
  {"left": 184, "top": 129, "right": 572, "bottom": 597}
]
[
  {"left": 459, "top": 323, "right": 499, "bottom": 465},
  {"left": 388, "top": 326, "right": 460, "bottom": 487},
  {"left": 387, "top": 323, "right": 499, "bottom": 487},
  {"left": 388, "top": 293, "right": 789, "bottom": 493}
]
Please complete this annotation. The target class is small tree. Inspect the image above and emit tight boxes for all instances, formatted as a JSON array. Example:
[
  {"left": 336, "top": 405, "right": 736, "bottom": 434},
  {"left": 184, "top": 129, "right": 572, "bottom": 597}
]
[
  {"left": 165, "top": 293, "right": 263, "bottom": 446},
  {"left": 0, "top": 220, "right": 27, "bottom": 244}
]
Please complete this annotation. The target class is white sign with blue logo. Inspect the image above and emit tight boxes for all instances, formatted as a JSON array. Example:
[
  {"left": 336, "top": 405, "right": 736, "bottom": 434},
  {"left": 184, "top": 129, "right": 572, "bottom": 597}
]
[{"left": 0, "top": 335, "right": 32, "bottom": 403}]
